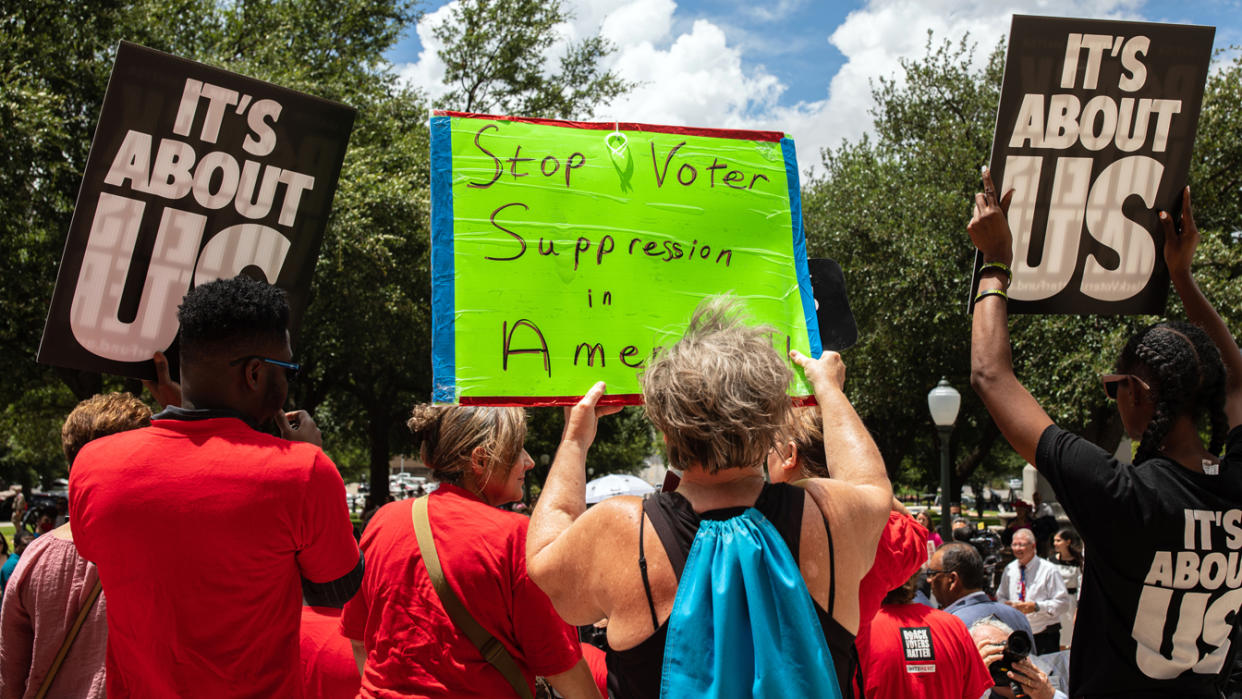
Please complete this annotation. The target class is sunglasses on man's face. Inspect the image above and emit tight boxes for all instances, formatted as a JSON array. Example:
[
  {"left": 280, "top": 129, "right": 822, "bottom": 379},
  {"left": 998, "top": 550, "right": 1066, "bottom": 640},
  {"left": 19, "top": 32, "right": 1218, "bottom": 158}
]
[
  {"left": 1100, "top": 374, "right": 1150, "bottom": 400},
  {"left": 229, "top": 355, "right": 301, "bottom": 382}
]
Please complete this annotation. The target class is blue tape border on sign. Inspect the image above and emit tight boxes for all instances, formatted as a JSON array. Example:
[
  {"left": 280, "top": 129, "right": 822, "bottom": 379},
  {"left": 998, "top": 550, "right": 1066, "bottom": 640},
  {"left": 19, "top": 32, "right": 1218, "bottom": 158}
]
[
  {"left": 430, "top": 115, "right": 457, "bottom": 403},
  {"left": 783, "top": 137, "right": 822, "bottom": 357}
]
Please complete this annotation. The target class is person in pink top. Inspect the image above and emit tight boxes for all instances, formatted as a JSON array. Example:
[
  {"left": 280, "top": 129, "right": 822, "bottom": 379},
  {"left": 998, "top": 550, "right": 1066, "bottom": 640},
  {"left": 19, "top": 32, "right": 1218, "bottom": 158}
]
[
  {"left": 914, "top": 510, "right": 944, "bottom": 551},
  {"left": 0, "top": 392, "right": 151, "bottom": 699}
]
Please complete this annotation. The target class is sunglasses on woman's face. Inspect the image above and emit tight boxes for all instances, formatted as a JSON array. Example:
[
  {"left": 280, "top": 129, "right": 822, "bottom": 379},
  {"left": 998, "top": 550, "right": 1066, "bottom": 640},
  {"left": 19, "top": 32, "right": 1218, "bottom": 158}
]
[{"left": 1100, "top": 374, "right": 1151, "bottom": 400}]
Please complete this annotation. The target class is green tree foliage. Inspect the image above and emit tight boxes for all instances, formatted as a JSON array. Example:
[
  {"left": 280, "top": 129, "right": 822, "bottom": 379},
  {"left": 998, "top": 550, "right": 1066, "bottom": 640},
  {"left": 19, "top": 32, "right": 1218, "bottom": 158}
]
[
  {"left": 433, "top": 0, "right": 631, "bottom": 119},
  {"left": 802, "top": 34, "right": 1242, "bottom": 497},
  {"left": 1, "top": 0, "right": 645, "bottom": 502},
  {"left": 0, "top": 0, "right": 417, "bottom": 490},
  {"left": 522, "top": 406, "right": 656, "bottom": 491}
]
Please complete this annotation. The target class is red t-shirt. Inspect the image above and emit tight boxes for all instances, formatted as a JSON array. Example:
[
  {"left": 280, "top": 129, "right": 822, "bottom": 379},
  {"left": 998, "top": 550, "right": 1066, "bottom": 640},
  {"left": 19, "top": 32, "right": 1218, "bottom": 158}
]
[
  {"left": 859, "top": 603, "right": 994, "bottom": 699},
  {"left": 69, "top": 416, "right": 360, "bottom": 698},
  {"left": 301, "top": 606, "right": 361, "bottom": 699},
  {"left": 341, "top": 485, "right": 581, "bottom": 698}
]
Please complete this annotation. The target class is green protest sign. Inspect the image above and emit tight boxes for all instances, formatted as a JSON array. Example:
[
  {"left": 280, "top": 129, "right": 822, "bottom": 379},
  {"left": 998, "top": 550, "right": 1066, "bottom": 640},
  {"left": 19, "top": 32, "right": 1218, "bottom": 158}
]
[{"left": 430, "top": 112, "right": 820, "bottom": 405}]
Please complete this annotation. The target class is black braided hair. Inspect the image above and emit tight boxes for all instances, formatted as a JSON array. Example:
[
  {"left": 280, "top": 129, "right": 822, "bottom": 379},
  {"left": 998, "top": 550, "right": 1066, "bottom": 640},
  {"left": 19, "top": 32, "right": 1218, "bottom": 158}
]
[{"left": 1117, "top": 321, "right": 1227, "bottom": 462}]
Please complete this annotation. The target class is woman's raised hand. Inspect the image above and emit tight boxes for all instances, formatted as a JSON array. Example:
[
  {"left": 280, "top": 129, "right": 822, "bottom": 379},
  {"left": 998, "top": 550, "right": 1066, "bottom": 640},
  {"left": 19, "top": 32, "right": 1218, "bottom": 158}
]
[
  {"left": 562, "top": 382, "right": 623, "bottom": 448},
  {"left": 789, "top": 349, "right": 846, "bottom": 393}
]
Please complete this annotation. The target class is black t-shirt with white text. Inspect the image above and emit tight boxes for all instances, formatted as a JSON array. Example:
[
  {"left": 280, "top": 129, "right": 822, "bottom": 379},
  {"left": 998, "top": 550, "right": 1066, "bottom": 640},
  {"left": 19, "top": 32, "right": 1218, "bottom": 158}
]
[{"left": 1036, "top": 424, "right": 1242, "bottom": 697}]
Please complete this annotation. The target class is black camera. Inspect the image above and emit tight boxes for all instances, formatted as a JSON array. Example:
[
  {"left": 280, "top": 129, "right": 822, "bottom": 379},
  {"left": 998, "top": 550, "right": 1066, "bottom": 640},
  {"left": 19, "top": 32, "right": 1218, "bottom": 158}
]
[{"left": 987, "top": 630, "right": 1033, "bottom": 698}]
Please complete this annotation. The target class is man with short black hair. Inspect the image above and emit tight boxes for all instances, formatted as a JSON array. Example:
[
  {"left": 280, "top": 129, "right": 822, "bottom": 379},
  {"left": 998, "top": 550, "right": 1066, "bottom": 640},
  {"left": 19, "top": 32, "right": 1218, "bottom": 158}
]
[
  {"left": 70, "top": 275, "right": 362, "bottom": 697},
  {"left": 929, "top": 543, "right": 1034, "bottom": 647}
]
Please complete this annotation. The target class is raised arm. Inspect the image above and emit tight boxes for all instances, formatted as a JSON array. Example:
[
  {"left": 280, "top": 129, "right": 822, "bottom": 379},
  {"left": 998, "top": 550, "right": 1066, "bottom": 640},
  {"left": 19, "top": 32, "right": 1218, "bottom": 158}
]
[
  {"left": 1162, "top": 186, "right": 1242, "bottom": 429},
  {"left": 526, "top": 383, "right": 622, "bottom": 622},
  {"left": 968, "top": 167, "right": 1053, "bottom": 465},
  {"left": 791, "top": 350, "right": 892, "bottom": 559},
  {"left": 791, "top": 350, "right": 890, "bottom": 495}
]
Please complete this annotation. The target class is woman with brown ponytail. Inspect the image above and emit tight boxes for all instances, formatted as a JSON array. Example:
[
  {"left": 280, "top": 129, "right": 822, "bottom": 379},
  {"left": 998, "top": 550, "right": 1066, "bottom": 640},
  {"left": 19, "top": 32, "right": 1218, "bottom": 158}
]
[
  {"left": 340, "top": 405, "right": 600, "bottom": 698},
  {"left": 969, "top": 173, "right": 1242, "bottom": 698}
]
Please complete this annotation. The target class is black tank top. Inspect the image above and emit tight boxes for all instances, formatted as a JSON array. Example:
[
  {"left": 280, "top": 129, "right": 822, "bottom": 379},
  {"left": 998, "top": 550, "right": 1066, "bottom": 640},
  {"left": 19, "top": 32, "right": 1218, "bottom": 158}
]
[{"left": 605, "top": 482, "right": 857, "bottom": 698}]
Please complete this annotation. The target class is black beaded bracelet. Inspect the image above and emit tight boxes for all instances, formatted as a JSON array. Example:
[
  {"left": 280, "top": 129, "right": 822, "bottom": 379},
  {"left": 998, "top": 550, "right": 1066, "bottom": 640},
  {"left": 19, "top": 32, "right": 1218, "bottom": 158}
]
[{"left": 975, "top": 288, "right": 1008, "bottom": 303}]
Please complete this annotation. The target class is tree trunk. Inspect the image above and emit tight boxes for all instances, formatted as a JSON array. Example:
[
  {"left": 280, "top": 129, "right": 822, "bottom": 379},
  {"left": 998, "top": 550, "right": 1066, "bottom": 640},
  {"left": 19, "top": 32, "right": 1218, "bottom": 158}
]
[
  {"left": 951, "top": 417, "right": 1001, "bottom": 506},
  {"left": 366, "top": 404, "right": 392, "bottom": 510}
]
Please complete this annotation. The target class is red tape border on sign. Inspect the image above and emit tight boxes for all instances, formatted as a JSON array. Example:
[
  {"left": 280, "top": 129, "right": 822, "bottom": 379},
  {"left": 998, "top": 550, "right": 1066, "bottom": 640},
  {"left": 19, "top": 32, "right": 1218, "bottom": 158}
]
[{"left": 433, "top": 110, "right": 787, "bottom": 143}]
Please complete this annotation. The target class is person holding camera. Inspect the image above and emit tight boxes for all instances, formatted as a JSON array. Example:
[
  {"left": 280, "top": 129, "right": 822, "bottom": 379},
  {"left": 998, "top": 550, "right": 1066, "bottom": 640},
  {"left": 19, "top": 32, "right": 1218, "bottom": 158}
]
[{"left": 969, "top": 617, "right": 1066, "bottom": 699}]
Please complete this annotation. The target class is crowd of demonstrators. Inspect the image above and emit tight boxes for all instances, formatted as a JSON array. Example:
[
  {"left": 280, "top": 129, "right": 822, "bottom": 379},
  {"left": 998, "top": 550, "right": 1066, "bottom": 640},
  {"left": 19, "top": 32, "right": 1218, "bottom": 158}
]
[
  {"left": 340, "top": 404, "right": 598, "bottom": 698},
  {"left": 857, "top": 571, "right": 993, "bottom": 699},
  {"left": 769, "top": 404, "right": 928, "bottom": 696},
  {"left": 996, "top": 529, "right": 1070, "bottom": 654},
  {"left": 970, "top": 617, "right": 1066, "bottom": 699},
  {"left": 67, "top": 276, "right": 361, "bottom": 696},
  {"left": 526, "top": 300, "right": 893, "bottom": 697},
  {"left": 930, "top": 542, "right": 1034, "bottom": 648},
  {"left": 9, "top": 173, "right": 1240, "bottom": 699},
  {"left": 0, "top": 392, "right": 151, "bottom": 698},
  {"left": 971, "top": 172, "right": 1242, "bottom": 696}
]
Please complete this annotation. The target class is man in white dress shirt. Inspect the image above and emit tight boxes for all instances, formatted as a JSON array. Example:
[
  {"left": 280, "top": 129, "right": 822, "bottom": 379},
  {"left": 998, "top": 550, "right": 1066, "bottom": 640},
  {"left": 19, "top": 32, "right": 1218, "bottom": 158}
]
[{"left": 997, "top": 529, "right": 1070, "bottom": 654}]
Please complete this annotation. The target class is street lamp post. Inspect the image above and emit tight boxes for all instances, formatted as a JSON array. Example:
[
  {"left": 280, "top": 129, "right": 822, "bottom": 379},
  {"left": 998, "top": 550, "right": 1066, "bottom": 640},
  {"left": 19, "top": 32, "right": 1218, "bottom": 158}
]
[{"left": 927, "top": 377, "right": 961, "bottom": 542}]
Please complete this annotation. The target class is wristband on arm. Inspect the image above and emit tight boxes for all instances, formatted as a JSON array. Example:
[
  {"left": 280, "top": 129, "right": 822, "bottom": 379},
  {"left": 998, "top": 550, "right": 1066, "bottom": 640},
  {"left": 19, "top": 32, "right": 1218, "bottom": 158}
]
[
  {"left": 979, "top": 261, "right": 1012, "bottom": 286},
  {"left": 975, "top": 288, "right": 1008, "bottom": 304}
]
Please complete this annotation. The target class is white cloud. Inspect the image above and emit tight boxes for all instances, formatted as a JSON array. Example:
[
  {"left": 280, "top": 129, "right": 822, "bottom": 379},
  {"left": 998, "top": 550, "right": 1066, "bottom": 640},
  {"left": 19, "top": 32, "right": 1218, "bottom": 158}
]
[
  {"left": 771, "top": 0, "right": 1144, "bottom": 174},
  {"left": 394, "top": 0, "right": 1169, "bottom": 175},
  {"left": 601, "top": 18, "right": 785, "bottom": 127},
  {"left": 394, "top": 2, "right": 457, "bottom": 105}
]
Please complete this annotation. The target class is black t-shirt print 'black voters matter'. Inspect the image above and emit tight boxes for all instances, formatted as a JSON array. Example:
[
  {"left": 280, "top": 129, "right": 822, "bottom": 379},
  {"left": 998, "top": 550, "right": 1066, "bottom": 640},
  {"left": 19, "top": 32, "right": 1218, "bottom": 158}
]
[{"left": 1036, "top": 424, "right": 1242, "bottom": 697}]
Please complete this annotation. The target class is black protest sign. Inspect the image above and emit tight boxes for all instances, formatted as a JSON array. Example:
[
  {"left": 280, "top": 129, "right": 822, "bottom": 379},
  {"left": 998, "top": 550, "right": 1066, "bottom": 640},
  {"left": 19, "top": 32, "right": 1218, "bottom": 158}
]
[
  {"left": 37, "top": 42, "right": 355, "bottom": 379},
  {"left": 973, "top": 15, "right": 1213, "bottom": 314},
  {"left": 807, "top": 258, "right": 857, "bottom": 352}
]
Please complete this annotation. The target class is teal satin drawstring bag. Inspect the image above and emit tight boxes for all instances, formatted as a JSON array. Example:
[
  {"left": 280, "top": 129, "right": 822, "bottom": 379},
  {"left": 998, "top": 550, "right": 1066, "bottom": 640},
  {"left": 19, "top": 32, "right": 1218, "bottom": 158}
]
[{"left": 658, "top": 507, "right": 843, "bottom": 698}]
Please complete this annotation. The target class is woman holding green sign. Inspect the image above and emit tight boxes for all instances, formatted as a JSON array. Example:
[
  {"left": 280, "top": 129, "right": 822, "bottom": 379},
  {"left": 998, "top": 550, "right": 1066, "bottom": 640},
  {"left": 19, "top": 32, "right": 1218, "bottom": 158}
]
[{"left": 528, "top": 299, "right": 892, "bottom": 697}]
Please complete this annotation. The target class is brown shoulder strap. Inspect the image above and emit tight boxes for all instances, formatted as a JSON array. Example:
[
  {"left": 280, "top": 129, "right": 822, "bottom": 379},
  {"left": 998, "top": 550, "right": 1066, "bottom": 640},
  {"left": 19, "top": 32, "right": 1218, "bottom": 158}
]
[
  {"left": 34, "top": 579, "right": 103, "bottom": 699},
  {"left": 412, "top": 496, "right": 533, "bottom": 699}
]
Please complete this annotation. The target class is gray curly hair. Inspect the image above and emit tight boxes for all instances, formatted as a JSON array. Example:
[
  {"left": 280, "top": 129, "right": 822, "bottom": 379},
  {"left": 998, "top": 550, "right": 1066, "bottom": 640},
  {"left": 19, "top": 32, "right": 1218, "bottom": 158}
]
[{"left": 640, "top": 297, "right": 793, "bottom": 473}]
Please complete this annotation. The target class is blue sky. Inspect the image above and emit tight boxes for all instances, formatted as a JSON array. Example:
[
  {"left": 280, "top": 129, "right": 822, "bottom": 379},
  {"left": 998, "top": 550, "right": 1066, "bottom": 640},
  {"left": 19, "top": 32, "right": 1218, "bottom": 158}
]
[{"left": 386, "top": 0, "right": 1241, "bottom": 174}]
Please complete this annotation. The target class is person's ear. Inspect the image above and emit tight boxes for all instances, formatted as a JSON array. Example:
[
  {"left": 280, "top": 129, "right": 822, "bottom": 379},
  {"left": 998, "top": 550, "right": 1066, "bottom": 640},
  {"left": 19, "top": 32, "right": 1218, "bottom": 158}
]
[
  {"left": 781, "top": 441, "right": 799, "bottom": 473},
  {"left": 241, "top": 358, "right": 263, "bottom": 392},
  {"left": 469, "top": 445, "right": 489, "bottom": 476}
]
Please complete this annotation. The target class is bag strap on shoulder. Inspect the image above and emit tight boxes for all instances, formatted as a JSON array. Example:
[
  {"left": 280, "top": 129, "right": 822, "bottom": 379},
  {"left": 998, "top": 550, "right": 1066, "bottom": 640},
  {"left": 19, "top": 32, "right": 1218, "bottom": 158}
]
[
  {"left": 34, "top": 579, "right": 103, "bottom": 699},
  {"left": 412, "top": 496, "right": 533, "bottom": 699}
]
